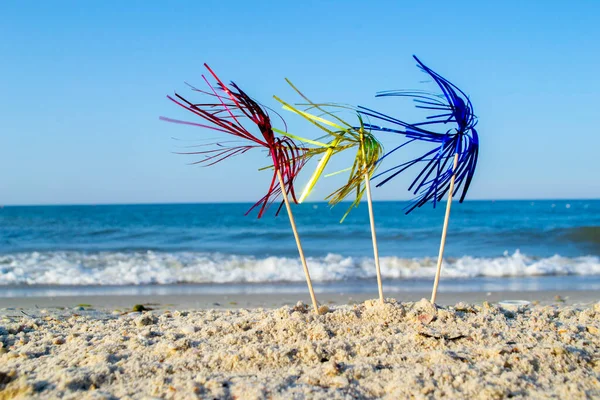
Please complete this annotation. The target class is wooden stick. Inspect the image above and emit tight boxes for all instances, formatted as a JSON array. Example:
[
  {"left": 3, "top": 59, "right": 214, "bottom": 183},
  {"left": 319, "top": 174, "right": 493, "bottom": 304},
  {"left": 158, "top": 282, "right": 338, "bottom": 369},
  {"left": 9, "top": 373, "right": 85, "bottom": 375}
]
[
  {"left": 364, "top": 172, "right": 384, "bottom": 304},
  {"left": 276, "top": 169, "right": 319, "bottom": 313},
  {"left": 430, "top": 153, "right": 459, "bottom": 305}
]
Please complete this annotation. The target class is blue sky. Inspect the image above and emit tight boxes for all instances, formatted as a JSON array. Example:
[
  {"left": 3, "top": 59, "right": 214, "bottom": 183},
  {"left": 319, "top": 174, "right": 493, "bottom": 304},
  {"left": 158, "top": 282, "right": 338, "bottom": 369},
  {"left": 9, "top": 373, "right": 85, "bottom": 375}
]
[{"left": 1, "top": 0, "right": 599, "bottom": 205}]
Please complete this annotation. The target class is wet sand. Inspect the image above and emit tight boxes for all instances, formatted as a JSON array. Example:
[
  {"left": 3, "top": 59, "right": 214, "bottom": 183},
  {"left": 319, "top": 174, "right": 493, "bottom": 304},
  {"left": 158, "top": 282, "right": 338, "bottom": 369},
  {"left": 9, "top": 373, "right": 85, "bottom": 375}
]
[{"left": 0, "top": 289, "right": 598, "bottom": 310}]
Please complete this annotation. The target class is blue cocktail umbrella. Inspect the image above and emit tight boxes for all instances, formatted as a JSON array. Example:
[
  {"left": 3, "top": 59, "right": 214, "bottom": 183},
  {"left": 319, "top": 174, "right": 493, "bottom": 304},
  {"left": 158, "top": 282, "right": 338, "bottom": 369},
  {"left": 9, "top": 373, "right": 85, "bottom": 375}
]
[{"left": 359, "top": 56, "right": 479, "bottom": 304}]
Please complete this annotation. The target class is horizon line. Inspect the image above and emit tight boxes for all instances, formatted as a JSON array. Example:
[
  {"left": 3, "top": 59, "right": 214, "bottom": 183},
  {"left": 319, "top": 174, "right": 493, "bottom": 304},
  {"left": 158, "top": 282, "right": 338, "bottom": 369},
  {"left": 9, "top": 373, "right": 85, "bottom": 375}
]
[{"left": 1, "top": 198, "right": 599, "bottom": 208}]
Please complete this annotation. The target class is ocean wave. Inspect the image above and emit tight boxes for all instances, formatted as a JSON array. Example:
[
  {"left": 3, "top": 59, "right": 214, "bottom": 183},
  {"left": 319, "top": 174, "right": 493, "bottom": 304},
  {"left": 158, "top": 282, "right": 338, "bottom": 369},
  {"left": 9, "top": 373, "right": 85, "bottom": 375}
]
[
  {"left": 557, "top": 226, "right": 600, "bottom": 246},
  {"left": 0, "top": 250, "right": 599, "bottom": 286}
]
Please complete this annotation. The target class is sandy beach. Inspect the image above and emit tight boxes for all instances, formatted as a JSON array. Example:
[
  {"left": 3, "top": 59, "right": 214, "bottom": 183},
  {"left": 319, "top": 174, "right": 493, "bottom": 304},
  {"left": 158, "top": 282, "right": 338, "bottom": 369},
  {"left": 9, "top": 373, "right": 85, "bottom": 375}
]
[{"left": 1, "top": 292, "right": 599, "bottom": 399}]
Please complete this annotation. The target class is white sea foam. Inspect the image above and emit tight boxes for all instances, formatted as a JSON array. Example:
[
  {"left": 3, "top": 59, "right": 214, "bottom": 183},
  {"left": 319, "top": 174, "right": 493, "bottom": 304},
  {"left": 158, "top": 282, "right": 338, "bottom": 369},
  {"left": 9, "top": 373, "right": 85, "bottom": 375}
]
[{"left": 0, "top": 250, "right": 598, "bottom": 286}]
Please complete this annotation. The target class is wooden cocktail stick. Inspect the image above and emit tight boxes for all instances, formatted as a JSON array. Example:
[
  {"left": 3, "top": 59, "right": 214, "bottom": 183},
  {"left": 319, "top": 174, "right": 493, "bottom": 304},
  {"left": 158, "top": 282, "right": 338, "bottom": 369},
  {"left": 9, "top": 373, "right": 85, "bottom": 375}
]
[
  {"left": 364, "top": 172, "right": 384, "bottom": 304},
  {"left": 430, "top": 153, "right": 459, "bottom": 304},
  {"left": 276, "top": 169, "right": 319, "bottom": 313}
]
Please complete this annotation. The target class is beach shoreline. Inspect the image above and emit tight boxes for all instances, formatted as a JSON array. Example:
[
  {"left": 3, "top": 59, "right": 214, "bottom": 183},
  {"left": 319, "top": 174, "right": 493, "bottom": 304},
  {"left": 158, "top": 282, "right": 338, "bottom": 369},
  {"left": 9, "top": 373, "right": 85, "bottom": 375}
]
[{"left": 0, "top": 289, "right": 598, "bottom": 311}]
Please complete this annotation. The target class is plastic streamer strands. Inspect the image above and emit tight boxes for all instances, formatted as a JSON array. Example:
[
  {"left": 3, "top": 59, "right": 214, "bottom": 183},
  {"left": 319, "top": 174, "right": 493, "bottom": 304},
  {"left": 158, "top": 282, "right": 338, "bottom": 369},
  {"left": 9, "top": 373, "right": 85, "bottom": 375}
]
[
  {"left": 160, "top": 64, "right": 308, "bottom": 218},
  {"left": 274, "top": 80, "right": 383, "bottom": 222},
  {"left": 358, "top": 55, "right": 479, "bottom": 214}
]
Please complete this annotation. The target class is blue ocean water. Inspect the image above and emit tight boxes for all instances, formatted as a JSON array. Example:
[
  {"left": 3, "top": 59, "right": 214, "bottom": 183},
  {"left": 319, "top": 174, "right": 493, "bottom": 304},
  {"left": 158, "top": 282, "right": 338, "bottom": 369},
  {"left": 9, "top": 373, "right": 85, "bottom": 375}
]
[{"left": 0, "top": 200, "right": 599, "bottom": 294}]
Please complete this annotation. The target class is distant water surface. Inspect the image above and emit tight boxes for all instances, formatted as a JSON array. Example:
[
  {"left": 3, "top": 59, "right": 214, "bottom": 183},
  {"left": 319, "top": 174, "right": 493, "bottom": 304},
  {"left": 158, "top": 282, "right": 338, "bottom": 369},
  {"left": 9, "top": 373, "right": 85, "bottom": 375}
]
[{"left": 0, "top": 200, "right": 598, "bottom": 295}]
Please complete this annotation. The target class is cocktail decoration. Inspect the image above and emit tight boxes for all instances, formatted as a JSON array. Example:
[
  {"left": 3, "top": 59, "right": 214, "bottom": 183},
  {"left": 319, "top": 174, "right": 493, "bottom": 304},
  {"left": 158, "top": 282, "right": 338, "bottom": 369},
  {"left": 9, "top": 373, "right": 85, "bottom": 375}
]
[
  {"left": 161, "top": 65, "right": 320, "bottom": 313},
  {"left": 275, "top": 81, "right": 385, "bottom": 304},
  {"left": 359, "top": 55, "right": 479, "bottom": 304}
]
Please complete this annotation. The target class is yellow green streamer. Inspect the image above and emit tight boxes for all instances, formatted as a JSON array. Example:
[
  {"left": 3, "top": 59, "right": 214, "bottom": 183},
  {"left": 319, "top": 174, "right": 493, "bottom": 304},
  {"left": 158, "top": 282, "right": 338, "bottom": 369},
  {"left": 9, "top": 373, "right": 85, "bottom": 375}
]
[{"left": 274, "top": 80, "right": 384, "bottom": 222}]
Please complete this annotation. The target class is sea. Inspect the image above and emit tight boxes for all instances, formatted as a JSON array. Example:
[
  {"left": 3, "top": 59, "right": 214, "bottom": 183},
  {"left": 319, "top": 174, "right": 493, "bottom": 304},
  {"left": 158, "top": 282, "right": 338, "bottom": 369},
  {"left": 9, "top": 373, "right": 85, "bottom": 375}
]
[{"left": 0, "top": 200, "right": 599, "bottom": 297}]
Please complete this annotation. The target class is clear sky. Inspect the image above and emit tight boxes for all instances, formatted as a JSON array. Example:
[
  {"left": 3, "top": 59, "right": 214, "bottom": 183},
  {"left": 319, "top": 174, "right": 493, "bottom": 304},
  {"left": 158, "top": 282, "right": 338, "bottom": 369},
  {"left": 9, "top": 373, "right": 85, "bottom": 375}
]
[{"left": 1, "top": 0, "right": 599, "bottom": 205}]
